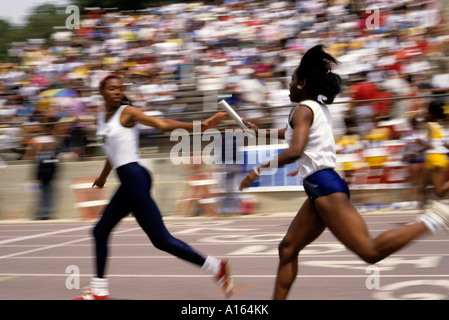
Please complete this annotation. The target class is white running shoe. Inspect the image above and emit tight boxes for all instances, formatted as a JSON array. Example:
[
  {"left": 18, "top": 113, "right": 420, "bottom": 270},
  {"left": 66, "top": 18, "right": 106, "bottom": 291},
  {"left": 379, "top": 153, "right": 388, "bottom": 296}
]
[{"left": 421, "top": 201, "right": 449, "bottom": 232}]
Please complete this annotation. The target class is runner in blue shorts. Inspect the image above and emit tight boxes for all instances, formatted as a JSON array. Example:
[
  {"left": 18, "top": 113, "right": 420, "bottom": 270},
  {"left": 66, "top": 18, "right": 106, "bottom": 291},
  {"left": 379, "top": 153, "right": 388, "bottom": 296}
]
[{"left": 239, "top": 45, "right": 449, "bottom": 300}]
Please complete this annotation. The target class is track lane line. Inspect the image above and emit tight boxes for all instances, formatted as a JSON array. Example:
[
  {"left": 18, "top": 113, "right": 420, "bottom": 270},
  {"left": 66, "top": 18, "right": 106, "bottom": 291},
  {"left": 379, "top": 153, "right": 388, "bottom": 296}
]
[
  {"left": 0, "top": 227, "right": 141, "bottom": 259},
  {"left": 0, "top": 225, "right": 92, "bottom": 245}
]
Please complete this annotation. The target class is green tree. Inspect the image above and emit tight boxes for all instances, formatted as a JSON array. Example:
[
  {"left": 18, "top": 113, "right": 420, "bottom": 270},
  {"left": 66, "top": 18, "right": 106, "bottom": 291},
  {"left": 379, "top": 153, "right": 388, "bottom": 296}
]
[
  {"left": 72, "top": 0, "right": 147, "bottom": 12},
  {"left": 72, "top": 0, "right": 199, "bottom": 12},
  {"left": 21, "top": 4, "right": 67, "bottom": 40},
  {"left": 0, "top": 4, "right": 67, "bottom": 62},
  {"left": 0, "top": 19, "right": 12, "bottom": 61}
]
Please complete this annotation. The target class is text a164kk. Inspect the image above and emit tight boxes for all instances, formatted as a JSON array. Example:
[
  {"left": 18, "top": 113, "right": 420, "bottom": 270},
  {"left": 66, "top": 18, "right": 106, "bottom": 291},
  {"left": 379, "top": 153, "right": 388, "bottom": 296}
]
[{"left": 181, "top": 304, "right": 269, "bottom": 317}]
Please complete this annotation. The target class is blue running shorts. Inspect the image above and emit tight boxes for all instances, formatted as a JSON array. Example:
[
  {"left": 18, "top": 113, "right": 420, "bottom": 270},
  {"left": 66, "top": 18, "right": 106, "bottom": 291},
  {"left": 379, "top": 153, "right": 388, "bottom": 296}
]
[{"left": 303, "top": 168, "right": 350, "bottom": 202}]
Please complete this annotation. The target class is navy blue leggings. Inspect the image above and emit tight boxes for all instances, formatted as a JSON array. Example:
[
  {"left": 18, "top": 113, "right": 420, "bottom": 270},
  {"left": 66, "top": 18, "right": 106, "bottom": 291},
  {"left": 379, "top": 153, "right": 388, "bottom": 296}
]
[{"left": 93, "top": 162, "right": 206, "bottom": 278}]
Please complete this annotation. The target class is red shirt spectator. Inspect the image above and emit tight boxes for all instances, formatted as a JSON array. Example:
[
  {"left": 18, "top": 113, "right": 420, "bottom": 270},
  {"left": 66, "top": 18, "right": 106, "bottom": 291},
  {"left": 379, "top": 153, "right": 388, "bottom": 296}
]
[
  {"left": 373, "top": 91, "right": 393, "bottom": 116},
  {"left": 351, "top": 81, "right": 380, "bottom": 105}
]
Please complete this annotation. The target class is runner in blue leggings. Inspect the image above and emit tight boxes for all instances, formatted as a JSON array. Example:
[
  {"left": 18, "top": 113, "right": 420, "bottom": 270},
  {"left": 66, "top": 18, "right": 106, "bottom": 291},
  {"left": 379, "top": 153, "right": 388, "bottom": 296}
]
[{"left": 74, "top": 74, "right": 233, "bottom": 300}]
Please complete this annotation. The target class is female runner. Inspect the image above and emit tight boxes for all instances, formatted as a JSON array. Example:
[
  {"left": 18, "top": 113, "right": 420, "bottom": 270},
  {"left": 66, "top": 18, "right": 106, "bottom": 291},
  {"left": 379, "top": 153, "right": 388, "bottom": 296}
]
[
  {"left": 421, "top": 101, "right": 449, "bottom": 202},
  {"left": 75, "top": 74, "right": 233, "bottom": 300},
  {"left": 239, "top": 45, "right": 449, "bottom": 300}
]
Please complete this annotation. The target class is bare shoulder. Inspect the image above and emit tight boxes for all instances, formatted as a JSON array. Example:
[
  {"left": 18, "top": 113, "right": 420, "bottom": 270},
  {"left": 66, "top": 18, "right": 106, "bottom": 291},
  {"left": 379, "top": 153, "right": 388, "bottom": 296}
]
[
  {"left": 120, "top": 105, "right": 142, "bottom": 127},
  {"left": 291, "top": 104, "right": 314, "bottom": 126},
  {"left": 122, "top": 105, "right": 140, "bottom": 114}
]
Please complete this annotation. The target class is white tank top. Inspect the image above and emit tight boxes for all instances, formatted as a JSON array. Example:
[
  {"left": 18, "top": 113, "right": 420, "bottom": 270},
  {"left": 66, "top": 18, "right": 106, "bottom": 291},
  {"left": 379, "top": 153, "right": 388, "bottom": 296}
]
[
  {"left": 285, "top": 100, "right": 336, "bottom": 180},
  {"left": 96, "top": 105, "right": 141, "bottom": 169}
]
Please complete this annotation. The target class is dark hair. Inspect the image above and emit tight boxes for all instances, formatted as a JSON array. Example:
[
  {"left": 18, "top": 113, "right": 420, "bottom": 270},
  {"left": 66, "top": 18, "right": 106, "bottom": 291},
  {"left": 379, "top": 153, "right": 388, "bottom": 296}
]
[
  {"left": 428, "top": 101, "right": 446, "bottom": 120},
  {"left": 296, "top": 44, "right": 343, "bottom": 104},
  {"left": 99, "top": 74, "right": 132, "bottom": 106},
  {"left": 99, "top": 74, "right": 119, "bottom": 91}
]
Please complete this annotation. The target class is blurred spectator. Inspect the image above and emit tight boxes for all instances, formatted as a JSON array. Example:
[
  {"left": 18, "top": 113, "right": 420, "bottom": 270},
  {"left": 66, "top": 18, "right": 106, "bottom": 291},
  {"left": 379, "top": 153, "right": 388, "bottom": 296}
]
[
  {"left": 349, "top": 72, "right": 382, "bottom": 135},
  {"left": 401, "top": 117, "right": 426, "bottom": 208},
  {"left": 218, "top": 130, "right": 245, "bottom": 215},
  {"left": 0, "top": 0, "right": 446, "bottom": 163},
  {"left": 175, "top": 153, "right": 219, "bottom": 217},
  {"left": 373, "top": 87, "right": 394, "bottom": 121},
  {"left": 24, "top": 122, "right": 60, "bottom": 220},
  {"left": 235, "top": 70, "right": 268, "bottom": 125},
  {"left": 381, "top": 70, "right": 415, "bottom": 119},
  {"left": 421, "top": 101, "right": 449, "bottom": 203},
  {"left": 0, "top": 108, "right": 23, "bottom": 160}
]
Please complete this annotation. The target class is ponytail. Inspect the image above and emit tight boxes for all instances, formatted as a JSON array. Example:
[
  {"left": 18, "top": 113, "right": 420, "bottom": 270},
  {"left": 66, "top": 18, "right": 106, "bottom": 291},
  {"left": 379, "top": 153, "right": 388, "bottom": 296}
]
[
  {"left": 122, "top": 94, "right": 133, "bottom": 106},
  {"left": 428, "top": 101, "right": 445, "bottom": 120},
  {"left": 296, "top": 45, "right": 343, "bottom": 104}
]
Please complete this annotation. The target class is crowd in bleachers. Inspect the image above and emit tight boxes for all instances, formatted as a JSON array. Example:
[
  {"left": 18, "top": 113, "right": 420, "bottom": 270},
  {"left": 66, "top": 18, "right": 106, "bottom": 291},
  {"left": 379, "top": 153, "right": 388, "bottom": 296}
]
[{"left": 0, "top": 0, "right": 448, "bottom": 162}]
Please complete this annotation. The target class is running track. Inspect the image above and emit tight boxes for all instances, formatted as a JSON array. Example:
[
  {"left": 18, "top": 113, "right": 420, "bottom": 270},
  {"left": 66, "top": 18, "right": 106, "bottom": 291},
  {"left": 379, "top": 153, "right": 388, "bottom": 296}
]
[{"left": 0, "top": 212, "right": 448, "bottom": 300}]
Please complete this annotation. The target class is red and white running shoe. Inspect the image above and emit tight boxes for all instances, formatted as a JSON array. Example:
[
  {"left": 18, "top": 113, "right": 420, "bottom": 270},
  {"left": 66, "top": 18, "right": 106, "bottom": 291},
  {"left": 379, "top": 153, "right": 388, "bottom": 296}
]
[
  {"left": 215, "top": 260, "right": 234, "bottom": 298},
  {"left": 73, "top": 288, "right": 109, "bottom": 300}
]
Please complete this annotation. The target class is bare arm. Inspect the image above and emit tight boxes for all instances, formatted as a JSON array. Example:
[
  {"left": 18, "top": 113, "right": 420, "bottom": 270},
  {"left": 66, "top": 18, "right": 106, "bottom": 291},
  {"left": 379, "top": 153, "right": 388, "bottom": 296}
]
[
  {"left": 239, "top": 105, "right": 312, "bottom": 190},
  {"left": 93, "top": 158, "right": 112, "bottom": 188},
  {"left": 417, "top": 122, "right": 433, "bottom": 151},
  {"left": 242, "top": 118, "right": 286, "bottom": 140},
  {"left": 121, "top": 106, "right": 226, "bottom": 132}
]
